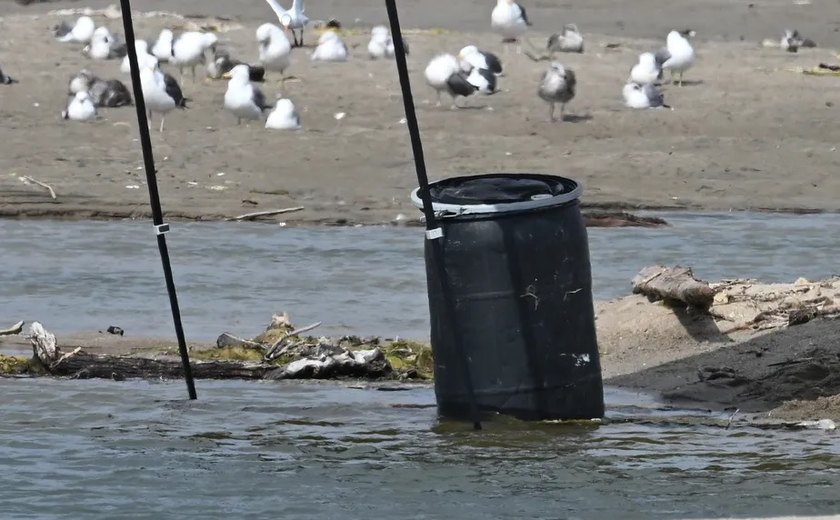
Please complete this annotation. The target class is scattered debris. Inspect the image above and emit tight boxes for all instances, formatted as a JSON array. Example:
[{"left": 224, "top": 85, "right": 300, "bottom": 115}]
[
  {"left": 632, "top": 265, "right": 715, "bottom": 310},
  {"left": 227, "top": 206, "right": 304, "bottom": 221},
  {"left": 20, "top": 176, "right": 57, "bottom": 199}
]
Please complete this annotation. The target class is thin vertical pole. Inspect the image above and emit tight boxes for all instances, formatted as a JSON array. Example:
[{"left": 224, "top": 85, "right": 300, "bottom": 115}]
[
  {"left": 384, "top": 0, "right": 481, "bottom": 430},
  {"left": 118, "top": 0, "right": 197, "bottom": 400}
]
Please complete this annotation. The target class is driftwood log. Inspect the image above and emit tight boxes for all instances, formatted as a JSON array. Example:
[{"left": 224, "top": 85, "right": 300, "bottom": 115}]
[
  {"left": 47, "top": 352, "right": 269, "bottom": 380},
  {"left": 632, "top": 265, "right": 715, "bottom": 310},
  {"left": 1, "top": 321, "right": 24, "bottom": 336}
]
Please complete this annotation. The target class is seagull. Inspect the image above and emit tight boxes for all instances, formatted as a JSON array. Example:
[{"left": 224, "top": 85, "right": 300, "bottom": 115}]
[
  {"left": 54, "top": 16, "right": 96, "bottom": 43},
  {"left": 491, "top": 0, "right": 531, "bottom": 44},
  {"left": 121, "top": 40, "right": 157, "bottom": 74},
  {"left": 67, "top": 70, "right": 132, "bottom": 107},
  {"left": 256, "top": 23, "right": 292, "bottom": 81},
  {"left": 548, "top": 24, "right": 584, "bottom": 54},
  {"left": 223, "top": 64, "right": 270, "bottom": 125},
  {"left": 207, "top": 48, "right": 266, "bottom": 81},
  {"left": 83, "top": 26, "right": 127, "bottom": 60},
  {"left": 780, "top": 29, "right": 817, "bottom": 53},
  {"left": 0, "top": 65, "right": 16, "bottom": 85},
  {"left": 466, "top": 67, "right": 498, "bottom": 95},
  {"left": 537, "top": 62, "right": 575, "bottom": 122},
  {"left": 265, "top": 0, "right": 309, "bottom": 47},
  {"left": 265, "top": 98, "right": 301, "bottom": 130},
  {"left": 368, "top": 25, "right": 407, "bottom": 59},
  {"left": 424, "top": 53, "right": 478, "bottom": 108},
  {"left": 458, "top": 45, "right": 502, "bottom": 76},
  {"left": 623, "top": 81, "right": 667, "bottom": 109},
  {"left": 151, "top": 29, "right": 174, "bottom": 63},
  {"left": 171, "top": 31, "right": 219, "bottom": 81},
  {"left": 629, "top": 52, "right": 661, "bottom": 85},
  {"left": 654, "top": 30, "right": 695, "bottom": 87},
  {"left": 61, "top": 91, "right": 97, "bottom": 121},
  {"left": 139, "top": 60, "right": 188, "bottom": 132},
  {"left": 311, "top": 30, "right": 348, "bottom": 62}
]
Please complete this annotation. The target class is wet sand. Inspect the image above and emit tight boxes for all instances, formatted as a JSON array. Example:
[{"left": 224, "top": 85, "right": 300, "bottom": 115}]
[{"left": 2, "top": 3, "right": 840, "bottom": 223}]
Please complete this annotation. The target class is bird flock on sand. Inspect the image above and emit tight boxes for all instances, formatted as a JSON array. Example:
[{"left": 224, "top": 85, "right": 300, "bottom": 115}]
[{"left": 0, "top": 0, "right": 822, "bottom": 130}]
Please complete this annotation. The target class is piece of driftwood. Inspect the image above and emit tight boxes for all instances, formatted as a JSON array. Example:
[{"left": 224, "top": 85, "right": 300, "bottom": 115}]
[
  {"left": 632, "top": 265, "right": 715, "bottom": 310},
  {"left": 46, "top": 351, "right": 270, "bottom": 380},
  {"left": 0, "top": 321, "right": 24, "bottom": 336},
  {"left": 22, "top": 176, "right": 57, "bottom": 199},
  {"left": 29, "top": 322, "right": 58, "bottom": 364},
  {"left": 215, "top": 332, "right": 264, "bottom": 350},
  {"left": 228, "top": 206, "right": 304, "bottom": 221},
  {"left": 265, "top": 321, "right": 323, "bottom": 361}
]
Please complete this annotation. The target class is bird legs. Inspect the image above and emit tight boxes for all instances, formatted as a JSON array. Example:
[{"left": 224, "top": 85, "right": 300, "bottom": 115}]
[
  {"left": 147, "top": 110, "right": 166, "bottom": 132},
  {"left": 547, "top": 102, "right": 565, "bottom": 123}
]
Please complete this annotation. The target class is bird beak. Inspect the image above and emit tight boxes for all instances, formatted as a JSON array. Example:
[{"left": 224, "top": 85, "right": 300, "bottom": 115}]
[{"left": 222, "top": 71, "right": 232, "bottom": 79}]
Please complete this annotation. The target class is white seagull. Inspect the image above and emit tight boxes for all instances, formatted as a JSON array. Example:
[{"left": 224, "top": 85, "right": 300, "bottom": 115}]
[
  {"left": 311, "top": 30, "right": 348, "bottom": 62},
  {"left": 139, "top": 60, "right": 188, "bottom": 132},
  {"left": 121, "top": 40, "right": 158, "bottom": 74},
  {"left": 629, "top": 52, "right": 661, "bottom": 85},
  {"left": 548, "top": 24, "right": 584, "bottom": 54},
  {"left": 54, "top": 16, "right": 96, "bottom": 43},
  {"left": 152, "top": 29, "right": 174, "bottom": 63},
  {"left": 491, "top": 0, "right": 531, "bottom": 43},
  {"left": 654, "top": 30, "right": 695, "bottom": 87},
  {"left": 67, "top": 70, "right": 132, "bottom": 107},
  {"left": 257, "top": 23, "right": 292, "bottom": 81},
  {"left": 83, "top": 26, "right": 127, "bottom": 60},
  {"left": 623, "top": 81, "right": 667, "bottom": 109},
  {"left": 537, "top": 62, "right": 576, "bottom": 122},
  {"left": 62, "top": 91, "right": 97, "bottom": 121},
  {"left": 466, "top": 67, "right": 498, "bottom": 95},
  {"left": 368, "top": 25, "right": 406, "bottom": 59},
  {"left": 171, "top": 31, "right": 219, "bottom": 81},
  {"left": 458, "top": 45, "right": 503, "bottom": 76},
  {"left": 224, "top": 64, "right": 270, "bottom": 125},
  {"left": 265, "top": 98, "right": 301, "bottom": 130},
  {"left": 424, "top": 53, "right": 478, "bottom": 108},
  {"left": 265, "top": 0, "right": 309, "bottom": 47}
]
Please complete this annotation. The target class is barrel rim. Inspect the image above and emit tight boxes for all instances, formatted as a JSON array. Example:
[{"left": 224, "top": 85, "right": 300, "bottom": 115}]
[{"left": 410, "top": 173, "right": 582, "bottom": 217}]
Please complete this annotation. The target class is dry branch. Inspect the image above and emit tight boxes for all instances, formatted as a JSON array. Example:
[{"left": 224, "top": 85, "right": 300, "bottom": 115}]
[
  {"left": 22, "top": 176, "right": 57, "bottom": 199},
  {"left": 632, "top": 265, "right": 715, "bottom": 310},
  {"left": 265, "top": 321, "right": 322, "bottom": 361},
  {"left": 228, "top": 206, "right": 304, "bottom": 221},
  {"left": 0, "top": 321, "right": 24, "bottom": 336}
]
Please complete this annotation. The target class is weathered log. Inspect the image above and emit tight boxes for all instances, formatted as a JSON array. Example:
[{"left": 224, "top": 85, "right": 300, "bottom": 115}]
[
  {"left": 46, "top": 351, "right": 270, "bottom": 380},
  {"left": 632, "top": 265, "right": 715, "bottom": 310},
  {"left": 0, "top": 321, "right": 24, "bottom": 336}
]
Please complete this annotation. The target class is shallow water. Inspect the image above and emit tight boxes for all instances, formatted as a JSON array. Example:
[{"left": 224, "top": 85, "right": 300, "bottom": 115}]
[
  {"left": 2, "top": 212, "right": 839, "bottom": 340},
  {"left": 1, "top": 378, "right": 838, "bottom": 519}
]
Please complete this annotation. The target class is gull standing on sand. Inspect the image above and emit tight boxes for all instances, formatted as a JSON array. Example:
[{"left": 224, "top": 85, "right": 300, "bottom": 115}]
[
  {"left": 548, "top": 24, "right": 584, "bottom": 54},
  {"left": 265, "top": 98, "right": 301, "bottom": 130},
  {"left": 152, "top": 29, "right": 174, "bottom": 63},
  {"left": 54, "top": 16, "right": 96, "bottom": 43},
  {"left": 121, "top": 40, "right": 158, "bottom": 74},
  {"left": 265, "top": 0, "right": 309, "bottom": 47},
  {"left": 424, "top": 53, "right": 478, "bottom": 108},
  {"left": 623, "top": 81, "right": 667, "bottom": 109},
  {"left": 171, "top": 31, "right": 219, "bottom": 81},
  {"left": 83, "top": 27, "right": 127, "bottom": 60},
  {"left": 257, "top": 23, "right": 292, "bottom": 81},
  {"left": 139, "top": 61, "right": 188, "bottom": 132},
  {"left": 311, "top": 30, "right": 348, "bottom": 62},
  {"left": 780, "top": 29, "right": 816, "bottom": 53},
  {"left": 368, "top": 26, "right": 394, "bottom": 59},
  {"left": 68, "top": 70, "right": 132, "bottom": 107},
  {"left": 224, "top": 64, "right": 269, "bottom": 125},
  {"left": 0, "top": 65, "right": 16, "bottom": 85},
  {"left": 491, "top": 0, "right": 531, "bottom": 44},
  {"left": 62, "top": 91, "right": 97, "bottom": 121},
  {"left": 655, "top": 30, "right": 695, "bottom": 87},
  {"left": 458, "top": 45, "right": 502, "bottom": 76},
  {"left": 537, "top": 62, "right": 575, "bottom": 122},
  {"left": 629, "top": 52, "right": 661, "bottom": 85},
  {"left": 207, "top": 48, "right": 266, "bottom": 81}
]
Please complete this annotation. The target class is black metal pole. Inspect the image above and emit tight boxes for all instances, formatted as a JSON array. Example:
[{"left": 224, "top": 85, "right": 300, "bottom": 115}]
[
  {"left": 384, "top": 0, "right": 481, "bottom": 430},
  {"left": 118, "top": 0, "right": 197, "bottom": 400}
]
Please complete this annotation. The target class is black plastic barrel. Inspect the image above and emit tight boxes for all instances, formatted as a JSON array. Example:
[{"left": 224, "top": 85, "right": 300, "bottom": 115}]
[{"left": 411, "top": 173, "right": 604, "bottom": 421}]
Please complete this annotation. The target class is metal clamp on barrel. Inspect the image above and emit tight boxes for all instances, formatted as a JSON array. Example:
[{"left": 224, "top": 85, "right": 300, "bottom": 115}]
[
  {"left": 154, "top": 223, "right": 170, "bottom": 236},
  {"left": 425, "top": 228, "right": 443, "bottom": 240}
]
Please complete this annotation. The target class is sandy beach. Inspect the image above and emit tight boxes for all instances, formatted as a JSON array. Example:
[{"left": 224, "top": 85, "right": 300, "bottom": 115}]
[
  {"left": 2, "top": 2, "right": 840, "bottom": 224},
  {"left": 2, "top": 2, "right": 840, "bottom": 424}
]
